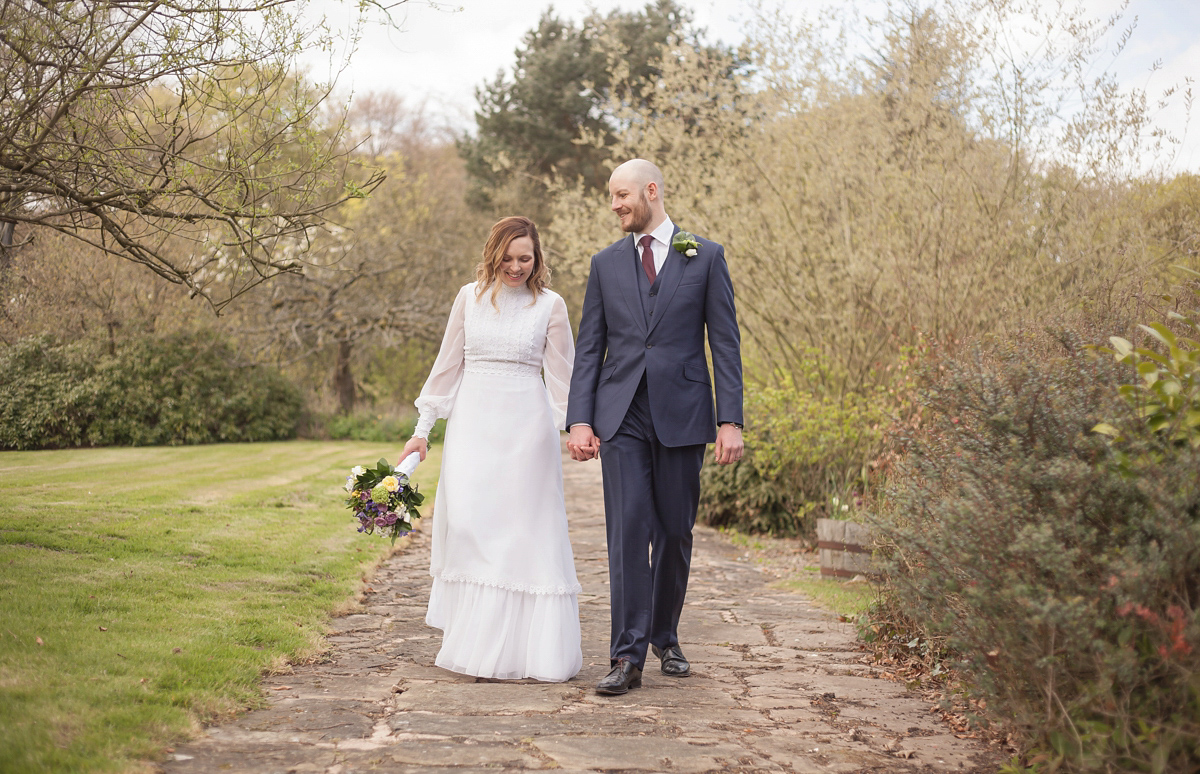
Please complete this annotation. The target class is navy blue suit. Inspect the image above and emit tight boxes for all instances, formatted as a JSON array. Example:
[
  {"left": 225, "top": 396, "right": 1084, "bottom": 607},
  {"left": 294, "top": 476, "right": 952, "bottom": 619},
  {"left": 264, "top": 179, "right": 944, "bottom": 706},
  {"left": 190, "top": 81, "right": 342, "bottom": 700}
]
[{"left": 566, "top": 226, "right": 743, "bottom": 669}]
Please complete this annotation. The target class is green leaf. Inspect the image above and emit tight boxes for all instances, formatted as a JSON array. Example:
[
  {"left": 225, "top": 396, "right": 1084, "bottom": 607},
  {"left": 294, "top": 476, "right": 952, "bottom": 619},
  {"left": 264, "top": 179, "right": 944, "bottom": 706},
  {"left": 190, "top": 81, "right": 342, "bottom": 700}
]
[
  {"left": 1172, "top": 264, "right": 1200, "bottom": 280},
  {"left": 1109, "top": 336, "right": 1133, "bottom": 358},
  {"left": 1091, "top": 422, "right": 1122, "bottom": 438},
  {"left": 1138, "top": 349, "right": 1171, "bottom": 368},
  {"left": 1151, "top": 742, "right": 1168, "bottom": 774},
  {"left": 1140, "top": 323, "right": 1177, "bottom": 349}
]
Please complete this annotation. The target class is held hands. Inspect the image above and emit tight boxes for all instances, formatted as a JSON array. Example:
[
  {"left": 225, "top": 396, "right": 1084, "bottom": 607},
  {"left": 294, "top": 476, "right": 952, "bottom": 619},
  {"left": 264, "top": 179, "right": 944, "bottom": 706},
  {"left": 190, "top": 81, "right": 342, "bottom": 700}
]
[
  {"left": 400, "top": 436, "right": 428, "bottom": 464},
  {"left": 567, "top": 424, "right": 601, "bottom": 462},
  {"left": 714, "top": 423, "right": 744, "bottom": 465}
]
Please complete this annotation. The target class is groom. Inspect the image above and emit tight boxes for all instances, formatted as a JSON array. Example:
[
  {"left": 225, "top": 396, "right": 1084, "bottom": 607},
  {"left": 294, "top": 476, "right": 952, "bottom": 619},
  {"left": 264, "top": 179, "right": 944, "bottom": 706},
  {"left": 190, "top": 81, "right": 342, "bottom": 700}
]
[{"left": 567, "top": 159, "right": 744, "bottom": 695}]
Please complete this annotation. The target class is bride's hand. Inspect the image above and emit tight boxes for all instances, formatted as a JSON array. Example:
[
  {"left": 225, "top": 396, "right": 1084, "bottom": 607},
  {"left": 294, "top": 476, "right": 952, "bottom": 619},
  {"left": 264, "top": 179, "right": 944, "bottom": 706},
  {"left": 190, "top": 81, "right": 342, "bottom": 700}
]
[{"left": 401, "top": 436, "right": 428, "bottom": 463}]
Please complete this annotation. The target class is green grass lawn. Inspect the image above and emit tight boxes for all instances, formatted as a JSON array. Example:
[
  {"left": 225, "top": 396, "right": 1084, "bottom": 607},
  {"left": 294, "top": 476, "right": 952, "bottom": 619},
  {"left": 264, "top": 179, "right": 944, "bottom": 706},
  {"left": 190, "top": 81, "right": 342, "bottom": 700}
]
[
  {"left": 0, "top": 441, "right": 440, "bottom": 773},
  {"left": 776, "top": 570, "right": 878, "bottom": 618}
]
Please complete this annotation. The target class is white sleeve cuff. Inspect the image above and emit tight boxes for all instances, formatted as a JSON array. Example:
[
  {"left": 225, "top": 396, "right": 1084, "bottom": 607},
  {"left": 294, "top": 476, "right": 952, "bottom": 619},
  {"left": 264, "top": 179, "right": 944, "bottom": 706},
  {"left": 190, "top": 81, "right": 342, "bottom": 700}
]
[{"left": 414, "top": 411, "right": 436, "bottom": 439}]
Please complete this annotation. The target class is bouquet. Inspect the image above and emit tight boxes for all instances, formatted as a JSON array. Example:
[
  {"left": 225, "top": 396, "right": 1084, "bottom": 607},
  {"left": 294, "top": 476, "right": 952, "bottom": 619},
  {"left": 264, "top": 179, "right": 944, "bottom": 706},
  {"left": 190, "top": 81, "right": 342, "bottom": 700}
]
[{"left": 344, "top": 453, "right": 424, "bottom": 543}]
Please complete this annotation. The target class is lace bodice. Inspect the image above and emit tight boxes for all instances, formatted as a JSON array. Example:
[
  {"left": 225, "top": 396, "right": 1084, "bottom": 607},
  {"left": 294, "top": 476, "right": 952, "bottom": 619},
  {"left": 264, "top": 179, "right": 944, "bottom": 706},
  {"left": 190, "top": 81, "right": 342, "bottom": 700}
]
[{"left": 414, "top": 282, "right": 575, "bottom": 437}]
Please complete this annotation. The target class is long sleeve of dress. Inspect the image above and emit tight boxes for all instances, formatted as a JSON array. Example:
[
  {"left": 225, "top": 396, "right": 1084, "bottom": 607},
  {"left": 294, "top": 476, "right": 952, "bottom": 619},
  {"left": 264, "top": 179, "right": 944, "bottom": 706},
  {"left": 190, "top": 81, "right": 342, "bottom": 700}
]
[
  {"left": 542, "top": 294, "right": 576, "bottom": 432},
  {"left": 413, "top": 286, "right": 470, "bottom": 438}
]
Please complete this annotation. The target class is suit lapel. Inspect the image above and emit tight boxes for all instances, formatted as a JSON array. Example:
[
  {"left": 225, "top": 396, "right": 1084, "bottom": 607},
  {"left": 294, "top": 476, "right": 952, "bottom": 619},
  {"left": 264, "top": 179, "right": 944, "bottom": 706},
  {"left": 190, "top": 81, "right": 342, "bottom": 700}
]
[
  {"left": 647, "top": 225, "right": 686, "bottom": 337},
  {"left": 613, "top": 234, "right": 647, "bottom": 335}
]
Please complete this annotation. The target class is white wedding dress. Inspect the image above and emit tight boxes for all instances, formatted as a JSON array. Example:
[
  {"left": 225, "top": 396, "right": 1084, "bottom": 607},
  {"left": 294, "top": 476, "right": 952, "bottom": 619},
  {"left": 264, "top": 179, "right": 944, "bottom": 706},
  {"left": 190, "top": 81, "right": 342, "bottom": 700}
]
[{"left": 412, "top": 281, "right": 583, "bottom": 682}]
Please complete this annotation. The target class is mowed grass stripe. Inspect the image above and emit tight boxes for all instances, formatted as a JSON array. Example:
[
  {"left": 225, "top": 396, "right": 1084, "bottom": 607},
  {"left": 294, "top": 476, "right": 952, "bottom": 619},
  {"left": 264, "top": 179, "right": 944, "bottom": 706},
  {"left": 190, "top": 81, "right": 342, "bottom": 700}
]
[{"left": 0, "top": 441, "right": 439, "bottom": 773}]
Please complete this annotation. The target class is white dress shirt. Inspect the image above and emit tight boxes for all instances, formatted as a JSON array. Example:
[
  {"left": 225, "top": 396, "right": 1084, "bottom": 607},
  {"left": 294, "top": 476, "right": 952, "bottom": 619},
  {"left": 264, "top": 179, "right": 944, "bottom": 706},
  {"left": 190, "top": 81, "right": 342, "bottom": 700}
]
[{"left": 635, "top": 216, "right": 675, "bottom": 276}]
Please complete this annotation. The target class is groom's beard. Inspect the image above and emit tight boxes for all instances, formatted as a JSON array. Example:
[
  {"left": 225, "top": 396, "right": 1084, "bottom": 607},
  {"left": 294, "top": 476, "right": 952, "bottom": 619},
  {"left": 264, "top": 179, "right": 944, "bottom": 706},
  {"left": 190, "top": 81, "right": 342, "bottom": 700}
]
[{"left": 620, "top": 192, "right": 653, "bottom": 234}]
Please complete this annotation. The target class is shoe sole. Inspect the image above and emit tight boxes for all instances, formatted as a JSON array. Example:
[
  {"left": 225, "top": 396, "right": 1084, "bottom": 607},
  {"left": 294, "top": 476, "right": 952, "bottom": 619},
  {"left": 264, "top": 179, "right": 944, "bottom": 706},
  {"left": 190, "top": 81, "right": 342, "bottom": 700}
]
[
  {"left": 595, "top": 678, "right": 642, "bottom": 695},
  {"left": 661, "top": 668, "right": 690, "bottom": 677}
]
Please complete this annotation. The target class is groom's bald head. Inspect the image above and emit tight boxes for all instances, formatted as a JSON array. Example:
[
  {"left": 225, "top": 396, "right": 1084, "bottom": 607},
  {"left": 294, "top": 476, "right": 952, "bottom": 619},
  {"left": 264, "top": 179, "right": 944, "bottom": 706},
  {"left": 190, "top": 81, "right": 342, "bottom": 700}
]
[
  {"left": 610, "top": 159, "right": 664, "bottom": 195},
  {"left": 609, "top": 159, "right": 667, "bottom": 234}
]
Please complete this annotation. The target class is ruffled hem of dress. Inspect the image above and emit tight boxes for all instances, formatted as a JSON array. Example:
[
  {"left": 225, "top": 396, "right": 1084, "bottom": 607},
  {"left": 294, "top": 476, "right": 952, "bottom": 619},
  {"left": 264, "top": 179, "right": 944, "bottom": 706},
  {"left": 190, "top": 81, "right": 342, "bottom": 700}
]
[
  {"left": 431, "top": 571, "right": 582, "bottom": 596},
  {"left": 425, "top": 577, "right": 582, "bottom": 682}
]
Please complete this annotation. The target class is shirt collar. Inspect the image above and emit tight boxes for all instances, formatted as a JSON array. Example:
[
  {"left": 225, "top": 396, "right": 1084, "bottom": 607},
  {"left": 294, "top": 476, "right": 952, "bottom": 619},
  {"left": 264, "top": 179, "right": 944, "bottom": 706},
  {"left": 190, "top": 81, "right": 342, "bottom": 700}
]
[{"left": 636, "top": 215, "right": 675, "bottom": 248}]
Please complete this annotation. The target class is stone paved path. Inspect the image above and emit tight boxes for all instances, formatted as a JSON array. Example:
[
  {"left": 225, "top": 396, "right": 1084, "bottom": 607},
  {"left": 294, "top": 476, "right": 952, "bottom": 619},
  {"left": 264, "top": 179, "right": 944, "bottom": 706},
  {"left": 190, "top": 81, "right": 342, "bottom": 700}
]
[{"left": 161, "top": 450, "right": 996, "bottom": 773}]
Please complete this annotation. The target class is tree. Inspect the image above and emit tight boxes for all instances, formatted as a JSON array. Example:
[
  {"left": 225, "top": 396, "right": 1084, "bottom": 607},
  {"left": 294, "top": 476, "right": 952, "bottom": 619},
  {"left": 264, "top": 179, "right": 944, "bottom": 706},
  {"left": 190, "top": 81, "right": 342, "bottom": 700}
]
[
  {"left": 0, "top": 228, "right": 203, "bottom": 349},
  {"left": 551, "top": 0, "right": 1192, "bottom": 393},
  {"left": 233, "top": 96, "right": 482, "bottom": 414},
  {"left": 459, "top": 0, "right": 735, "bottom": 220},
  {"left": 0, "top": 0, "right": 393, "bottom": 310}
]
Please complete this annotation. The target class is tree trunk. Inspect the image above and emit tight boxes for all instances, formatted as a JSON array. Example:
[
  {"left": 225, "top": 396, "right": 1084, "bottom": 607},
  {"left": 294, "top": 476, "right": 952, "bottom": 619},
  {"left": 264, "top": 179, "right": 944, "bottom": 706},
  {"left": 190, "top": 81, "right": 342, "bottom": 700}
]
[
  {"left": 0, "top": 221, "right": 14, "bottom": 271},
  {"left": 335, "top": 339, "right": 355, "bottom": 414}
]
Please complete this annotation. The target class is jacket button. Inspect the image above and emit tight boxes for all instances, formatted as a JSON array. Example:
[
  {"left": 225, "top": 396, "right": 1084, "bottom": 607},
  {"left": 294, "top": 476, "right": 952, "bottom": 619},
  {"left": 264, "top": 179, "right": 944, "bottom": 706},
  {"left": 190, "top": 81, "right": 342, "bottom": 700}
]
[
  {"left": 646, "top": 344, "right": 653, "bottom": 349},
  {"left": 649, "top": 292, "right": 656, "bottom": 297}
]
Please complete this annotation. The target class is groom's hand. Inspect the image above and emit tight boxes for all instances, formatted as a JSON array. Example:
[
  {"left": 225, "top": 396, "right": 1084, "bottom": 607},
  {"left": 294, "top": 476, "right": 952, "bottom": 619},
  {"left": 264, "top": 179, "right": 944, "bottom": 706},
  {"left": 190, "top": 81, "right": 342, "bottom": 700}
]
[
  {"left": 714, "top": 424, "right": 744, "bottom": 465},
  {"left": 568, "top": 424, "right": 600, "bottom": 461}
]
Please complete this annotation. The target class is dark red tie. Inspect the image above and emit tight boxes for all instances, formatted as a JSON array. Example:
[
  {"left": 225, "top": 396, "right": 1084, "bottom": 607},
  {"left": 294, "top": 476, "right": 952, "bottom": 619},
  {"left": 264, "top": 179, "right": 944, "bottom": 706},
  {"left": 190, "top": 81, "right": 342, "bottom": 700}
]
[{"left": 639, "top": 234, "right": 656, "bottom": 284}]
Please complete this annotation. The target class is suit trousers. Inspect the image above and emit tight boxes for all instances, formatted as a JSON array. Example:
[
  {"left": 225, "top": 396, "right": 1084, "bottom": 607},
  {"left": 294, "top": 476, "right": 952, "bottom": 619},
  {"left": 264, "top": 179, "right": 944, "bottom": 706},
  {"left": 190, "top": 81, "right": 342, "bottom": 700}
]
[{"left": 600, "top": 376, "right": 706, "bottom": 669}]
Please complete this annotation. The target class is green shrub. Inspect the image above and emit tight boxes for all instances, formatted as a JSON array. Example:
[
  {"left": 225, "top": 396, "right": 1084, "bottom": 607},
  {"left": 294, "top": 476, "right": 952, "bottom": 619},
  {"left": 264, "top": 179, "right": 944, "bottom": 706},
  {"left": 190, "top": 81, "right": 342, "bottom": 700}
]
[
  {"left": 1096, "top": 269, "right": 1200, "bottom": 450},
  {"left": 871, "top": 327, "right": 1200, "bottom": 771},
  {"left": 699, "top": 351, "right": 911, "bottom": 536},
  {"left": 313, "top": 412, "right": 444, "bottom": 444},
  {"left": 0, "top": 333, "right": 302, "bottom": 449}
]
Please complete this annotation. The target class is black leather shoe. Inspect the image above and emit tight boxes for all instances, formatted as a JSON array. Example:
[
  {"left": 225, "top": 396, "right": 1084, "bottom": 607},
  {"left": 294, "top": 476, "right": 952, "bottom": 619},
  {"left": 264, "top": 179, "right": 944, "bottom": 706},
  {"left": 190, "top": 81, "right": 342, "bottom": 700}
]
[
  {"left": 596, "top": 658, "right": 642, "bottom": 695},
  {"left": 651, "top": 644, "right": 691, "bottom": 677}
]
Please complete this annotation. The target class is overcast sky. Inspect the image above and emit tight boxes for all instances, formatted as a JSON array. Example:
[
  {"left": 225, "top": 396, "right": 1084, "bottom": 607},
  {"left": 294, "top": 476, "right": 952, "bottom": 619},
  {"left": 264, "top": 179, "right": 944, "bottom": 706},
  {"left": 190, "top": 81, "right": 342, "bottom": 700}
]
[{"left": 304, "top": 0, "right": 1199, "bottom": 170}]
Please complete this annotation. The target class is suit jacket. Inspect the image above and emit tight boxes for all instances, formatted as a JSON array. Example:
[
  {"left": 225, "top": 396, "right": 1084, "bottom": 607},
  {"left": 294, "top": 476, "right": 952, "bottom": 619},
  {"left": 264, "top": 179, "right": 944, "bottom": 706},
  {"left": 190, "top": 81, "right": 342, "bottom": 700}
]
[{"left": 566, "top": 225, "right": 743, "bottom": 447}]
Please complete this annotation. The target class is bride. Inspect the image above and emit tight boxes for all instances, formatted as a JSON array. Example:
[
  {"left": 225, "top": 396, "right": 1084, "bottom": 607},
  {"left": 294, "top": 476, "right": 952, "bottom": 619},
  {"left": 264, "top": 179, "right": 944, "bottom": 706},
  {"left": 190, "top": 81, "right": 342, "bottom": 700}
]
[{"left": 398, "top": 216, "right": 582, "bottom": 682}]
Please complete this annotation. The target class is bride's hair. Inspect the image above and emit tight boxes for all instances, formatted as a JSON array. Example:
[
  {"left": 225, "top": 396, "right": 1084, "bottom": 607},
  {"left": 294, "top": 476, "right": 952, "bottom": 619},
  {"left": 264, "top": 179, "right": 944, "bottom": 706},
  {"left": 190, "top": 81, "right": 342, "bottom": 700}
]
[{"left": 476, "top": 216, "right": 550, "bottom": 306}]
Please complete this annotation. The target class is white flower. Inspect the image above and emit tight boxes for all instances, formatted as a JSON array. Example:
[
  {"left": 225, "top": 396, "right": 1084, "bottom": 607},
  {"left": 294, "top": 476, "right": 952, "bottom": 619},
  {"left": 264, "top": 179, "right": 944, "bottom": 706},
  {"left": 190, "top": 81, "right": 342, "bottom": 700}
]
[
  {"left": 841, "top": 504, "right": 850, "bottom": 512},
  {"left": 351, "top": 465, "right": 365, "bottom": 476},
  {"left": 831, "top": 496, "right": 840, "bottom": 506},
  {"left": 381, "top": 475, "right": 400, "bottom": 492},
  {"left": 344, "top": 476, "right": 355, "bottom": 492},
  {"left": 685, "top": 248, "right": 698, "bottom": 257}
]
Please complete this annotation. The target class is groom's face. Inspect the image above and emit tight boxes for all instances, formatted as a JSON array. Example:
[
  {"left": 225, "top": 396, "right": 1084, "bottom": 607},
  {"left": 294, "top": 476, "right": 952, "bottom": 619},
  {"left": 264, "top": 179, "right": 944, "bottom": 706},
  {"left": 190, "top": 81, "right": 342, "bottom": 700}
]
[{"left": 610, "top": 183, "right": 652, "bottom": 234}]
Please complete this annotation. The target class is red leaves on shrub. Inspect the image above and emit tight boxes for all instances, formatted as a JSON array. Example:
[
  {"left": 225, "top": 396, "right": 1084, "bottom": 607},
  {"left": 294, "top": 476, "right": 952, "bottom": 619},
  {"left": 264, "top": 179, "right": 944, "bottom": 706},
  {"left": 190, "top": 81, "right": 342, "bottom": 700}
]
[{"left": 1117, "top": 602, "right": 1194, "bottom": 657}]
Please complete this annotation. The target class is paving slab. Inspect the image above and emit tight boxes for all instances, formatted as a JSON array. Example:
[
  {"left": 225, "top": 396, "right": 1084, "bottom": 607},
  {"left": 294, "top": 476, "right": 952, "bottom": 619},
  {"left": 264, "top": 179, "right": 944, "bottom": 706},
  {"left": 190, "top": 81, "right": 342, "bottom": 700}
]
[
  {"left": 533, "top": 735, "right": 761, "bottom": 772},
  {"left": 392, "top": 681, "right": 581, "bottom": 714},
  {"left": 158, "top": 445, "right": 998, "bottom": 773}
]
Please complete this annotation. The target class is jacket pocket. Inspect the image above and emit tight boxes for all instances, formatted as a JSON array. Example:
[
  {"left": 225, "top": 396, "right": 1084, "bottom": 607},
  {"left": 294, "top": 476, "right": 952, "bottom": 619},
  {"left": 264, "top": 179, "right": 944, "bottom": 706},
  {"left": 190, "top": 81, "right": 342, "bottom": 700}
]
[
  {"left": 599, "top": 364, "right": 618, "bottom": 382},
  {"left": 682, "top": 362, "right": 711, "bottom": 385}
]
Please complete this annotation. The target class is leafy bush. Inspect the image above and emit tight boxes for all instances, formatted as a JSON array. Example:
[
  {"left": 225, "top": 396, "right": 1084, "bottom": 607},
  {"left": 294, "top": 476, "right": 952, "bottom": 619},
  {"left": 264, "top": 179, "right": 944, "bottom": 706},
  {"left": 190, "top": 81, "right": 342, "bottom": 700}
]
[
  {"left": 1096, "top": 269, "right": 1200, "bottom": 450},
  {"left": 871, "top": 326, "right": 1200, "bottom": 772},
  {"left": 0, "top": 333, "right": 302, "bottom": 449},
  {"left": 310, "top": 412, "right": 444, "bottom": 444},
  {"left": 699, "top": 351, "right": 915, "bottom": 536}
]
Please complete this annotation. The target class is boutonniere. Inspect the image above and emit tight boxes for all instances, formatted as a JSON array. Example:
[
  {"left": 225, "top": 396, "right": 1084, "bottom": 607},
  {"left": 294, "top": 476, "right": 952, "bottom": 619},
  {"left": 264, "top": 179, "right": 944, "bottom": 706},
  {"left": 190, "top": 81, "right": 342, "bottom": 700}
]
[{"left": 671, "top": 230, "right": 701, "bottom": 258}]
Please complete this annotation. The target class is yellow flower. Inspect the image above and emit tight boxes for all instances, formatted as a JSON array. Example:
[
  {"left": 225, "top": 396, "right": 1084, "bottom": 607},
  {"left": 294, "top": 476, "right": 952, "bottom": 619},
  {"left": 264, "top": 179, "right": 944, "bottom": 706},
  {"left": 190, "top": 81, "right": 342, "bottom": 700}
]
[{"left": 381, "top": 475, "right": 400, "bottom": 493}]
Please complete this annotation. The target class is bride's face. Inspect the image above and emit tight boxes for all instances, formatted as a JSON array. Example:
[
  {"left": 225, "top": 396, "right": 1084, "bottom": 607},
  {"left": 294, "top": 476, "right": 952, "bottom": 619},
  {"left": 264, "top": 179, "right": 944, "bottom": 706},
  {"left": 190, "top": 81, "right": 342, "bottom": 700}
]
[{"left": 499, "top": 236, "right": 536, "bottom": 287}]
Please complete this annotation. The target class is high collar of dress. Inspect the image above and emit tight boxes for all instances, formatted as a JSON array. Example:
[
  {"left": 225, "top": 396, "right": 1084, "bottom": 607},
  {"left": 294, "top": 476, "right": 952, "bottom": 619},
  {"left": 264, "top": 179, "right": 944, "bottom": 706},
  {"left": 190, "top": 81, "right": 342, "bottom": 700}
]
[{"left": 490, "top": 279, "right": 531, "bottom": 294}]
